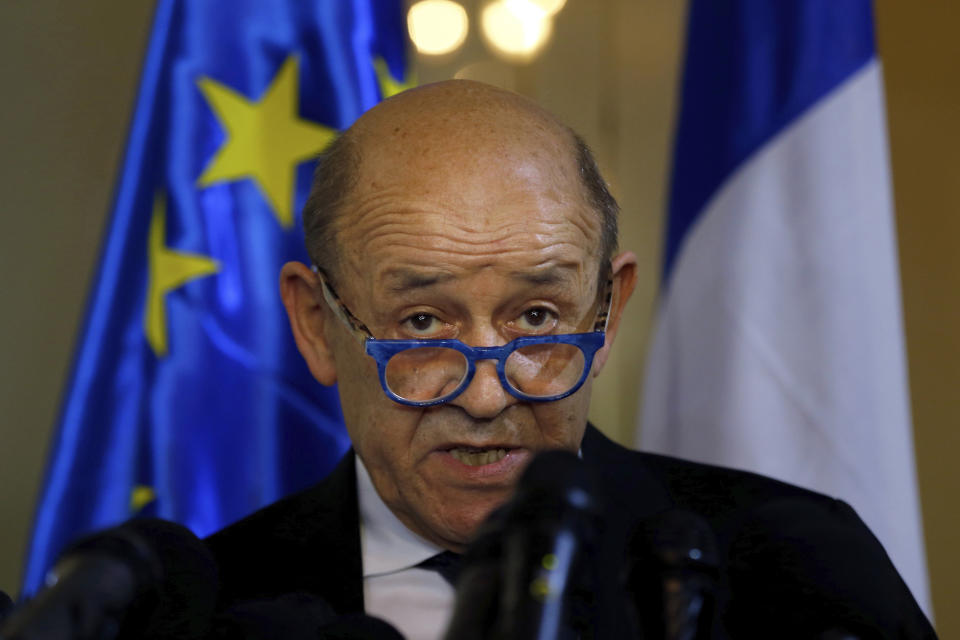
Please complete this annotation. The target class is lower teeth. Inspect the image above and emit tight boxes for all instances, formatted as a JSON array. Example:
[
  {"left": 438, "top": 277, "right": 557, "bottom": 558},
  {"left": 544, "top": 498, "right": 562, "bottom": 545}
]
[{"left": 450, "top": 448, "right": 508, "bottom": 466}]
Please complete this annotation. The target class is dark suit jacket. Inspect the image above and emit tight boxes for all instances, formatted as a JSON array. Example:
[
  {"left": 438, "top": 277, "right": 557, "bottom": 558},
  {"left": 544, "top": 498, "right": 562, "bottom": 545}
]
[{"left": 205, "top": 425, "right": 935, "bottom": 639}]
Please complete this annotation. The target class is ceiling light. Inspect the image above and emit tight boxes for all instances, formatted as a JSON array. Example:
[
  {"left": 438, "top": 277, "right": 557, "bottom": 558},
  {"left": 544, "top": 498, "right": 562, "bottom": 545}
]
[
  {"left": 481, "top": 0, "right": 554, "bottom": 61},
  {"left": 407, "top": 0, "right": 470, "bottom": 56}
]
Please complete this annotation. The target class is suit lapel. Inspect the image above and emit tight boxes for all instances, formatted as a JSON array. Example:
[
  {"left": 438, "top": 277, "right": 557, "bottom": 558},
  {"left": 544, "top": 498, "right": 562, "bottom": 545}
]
[{"left": 293, "top": 450, "right": 364, "bottom": 613}]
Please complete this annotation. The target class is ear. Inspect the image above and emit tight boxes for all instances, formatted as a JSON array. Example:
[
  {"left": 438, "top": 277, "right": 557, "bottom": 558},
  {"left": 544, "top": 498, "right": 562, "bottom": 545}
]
[
  {"left": 279, "top": 261, "right": 338, "bottom": 386},
  {"left": 592, "top": 251, "right": 638, "bottom": 376}
]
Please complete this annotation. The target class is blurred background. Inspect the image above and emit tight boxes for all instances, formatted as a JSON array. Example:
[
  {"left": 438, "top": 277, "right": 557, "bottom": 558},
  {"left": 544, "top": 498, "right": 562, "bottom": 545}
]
[{"left": 0, "top": 0, "right": 957, "bottom": 636}]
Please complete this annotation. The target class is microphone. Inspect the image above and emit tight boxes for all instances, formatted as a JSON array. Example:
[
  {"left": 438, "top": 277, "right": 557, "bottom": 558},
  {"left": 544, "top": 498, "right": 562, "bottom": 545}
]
[
  {"left": 626, "top": 509, "right": 719, "bottom": 640},
  {"left": 0, "top": 591, "right": 12, "bottom": 625},
  {"left": 445, "top": 449, "right": 600, "bottom": 640},
  {"left": 212, "top": 593, "right": 404, "bottom": 639},
  {"left": 439, "top": 514, "right": 503, "bottom": 639},
  {"left": 0, "top": 518, "right": 218, "bottom": 640}
]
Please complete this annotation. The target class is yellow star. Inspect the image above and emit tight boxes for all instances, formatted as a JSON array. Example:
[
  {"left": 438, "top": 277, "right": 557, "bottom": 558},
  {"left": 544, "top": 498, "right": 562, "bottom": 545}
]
[
  {"left": 196, "top": 56, "right": 336, "bottom": 228},
  {"left": 374, "top": 57, "right": 415, "bottom": 99},
  {"left": 130, "top": 485, "right": 157, "bottom": 512},
  {"left": 144, "top": 192, "right": 219, "bottom": 357}
]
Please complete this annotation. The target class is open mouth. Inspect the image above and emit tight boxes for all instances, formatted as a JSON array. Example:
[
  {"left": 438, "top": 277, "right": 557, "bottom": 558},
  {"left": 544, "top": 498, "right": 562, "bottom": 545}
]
[{"left": 448, "top": 447, "right": 510, "bottom": 467}]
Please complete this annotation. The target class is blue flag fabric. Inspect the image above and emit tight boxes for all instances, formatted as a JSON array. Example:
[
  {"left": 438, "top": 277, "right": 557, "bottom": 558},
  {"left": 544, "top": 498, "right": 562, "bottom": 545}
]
[
  {"left": 663, "top": 0, "right": 875, "bottom": 282},
  {"left": 24, "top": 0, "right": 408, "bottom": 594}
]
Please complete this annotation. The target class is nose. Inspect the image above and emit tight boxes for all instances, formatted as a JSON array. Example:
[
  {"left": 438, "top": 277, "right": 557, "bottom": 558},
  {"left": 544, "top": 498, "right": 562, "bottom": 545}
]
[{"left": 449, "top": 358, "right": 515, "bottom": 419}]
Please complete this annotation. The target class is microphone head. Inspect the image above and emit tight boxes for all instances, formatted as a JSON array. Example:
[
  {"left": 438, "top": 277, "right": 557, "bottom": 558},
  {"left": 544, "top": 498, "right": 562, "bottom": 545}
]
[
  {"left": 0, "top": 590, "right": 12, "bottom": 624},
  {"left": 517, "top": 449, "right": 592, "bottom": 493},
  {"left": 463, "top": 449, "right": 599, "bottom": 560},
  {"left": 64, "top": 518, "right": 219, "bottom": 639},
  {"left": 125, "top": 518, "right": 220, "bottom": 639},
  {"left": 445, "top": 449, "right": 601, "bottom": 640},
  {"left": 511, "top": 449, "right": 599, "bottom": 517},
  {"left": 1, "top": 519, "right": 217, "bottom": 640},
  {"left": 499, "top": 450, "right": 601, "bottom": 638}
]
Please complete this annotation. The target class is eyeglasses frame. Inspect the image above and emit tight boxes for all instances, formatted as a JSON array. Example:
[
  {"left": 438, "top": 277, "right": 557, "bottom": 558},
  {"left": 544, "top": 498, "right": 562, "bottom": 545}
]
[{"left": 312, "top": 265, "right": 613, "bottom": 407}]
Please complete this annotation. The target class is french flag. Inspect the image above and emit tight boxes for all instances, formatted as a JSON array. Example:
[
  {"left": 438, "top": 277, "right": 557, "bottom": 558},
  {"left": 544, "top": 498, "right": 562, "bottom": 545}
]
[{"left": 639, "top": 0, "right": 931, "bottom": 614}]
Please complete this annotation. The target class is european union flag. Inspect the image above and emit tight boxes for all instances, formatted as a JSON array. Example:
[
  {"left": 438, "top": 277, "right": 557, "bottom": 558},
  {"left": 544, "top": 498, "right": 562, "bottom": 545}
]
[{"left": 23, "top": 0, "right": 409, "bottom": 594}]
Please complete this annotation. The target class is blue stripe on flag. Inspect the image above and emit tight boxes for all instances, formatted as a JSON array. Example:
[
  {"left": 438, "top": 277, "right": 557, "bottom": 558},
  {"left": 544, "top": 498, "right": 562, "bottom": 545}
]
[{"left": 663, "top": 0, "right": 876, "bottom": 283}]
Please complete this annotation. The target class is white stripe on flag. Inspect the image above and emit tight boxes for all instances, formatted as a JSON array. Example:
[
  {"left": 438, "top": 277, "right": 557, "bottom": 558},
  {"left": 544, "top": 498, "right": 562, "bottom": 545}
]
[{"left": 639, "top": 60, "right": 931, "bottom": 614}]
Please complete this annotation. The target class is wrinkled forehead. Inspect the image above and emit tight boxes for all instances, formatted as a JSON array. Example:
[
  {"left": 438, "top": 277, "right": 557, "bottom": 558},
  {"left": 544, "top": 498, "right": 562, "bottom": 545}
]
[{"left": 331, "top": 80, "right": 600, "bottom": 261}]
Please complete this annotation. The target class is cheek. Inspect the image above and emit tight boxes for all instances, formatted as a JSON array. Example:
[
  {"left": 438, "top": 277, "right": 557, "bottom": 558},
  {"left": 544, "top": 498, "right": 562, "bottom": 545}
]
[
  {"left": 349, "top": 412, "right": 420, "bottom": 509},
  {"left": 532, "top": 386, "right": 592, "bottom": 450},
  {"left": 340, "top": 387, "right": 425, "bottom": 504},
  {"left": 345, "top": 399, "right": 418, "bottom": 465},
  {"left": 332, "top": 344, "right": 389, "bottom": 440}
]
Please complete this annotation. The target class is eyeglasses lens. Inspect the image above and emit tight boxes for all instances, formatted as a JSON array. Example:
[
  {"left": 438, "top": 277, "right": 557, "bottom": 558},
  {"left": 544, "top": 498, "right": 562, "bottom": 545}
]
[
  {"left": 505, "top": 343, "right": 585, "bottom": 397},
  {"left": 384, "top": 347, "right": 469, "bottom": 402},
  {"left": 383, "top": 344, "right": 586, "bottom": 402}
]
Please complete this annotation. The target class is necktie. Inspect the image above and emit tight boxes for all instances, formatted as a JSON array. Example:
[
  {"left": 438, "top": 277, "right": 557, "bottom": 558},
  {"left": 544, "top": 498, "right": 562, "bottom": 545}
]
[{"left": 417, "top": 550, "right": 463, "bottom": 587}]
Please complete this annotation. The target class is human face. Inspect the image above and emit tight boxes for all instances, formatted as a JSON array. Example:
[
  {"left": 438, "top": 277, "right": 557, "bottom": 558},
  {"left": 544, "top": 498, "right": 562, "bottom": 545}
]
[{"left": 281, "top": 85, "right": 636, "bottom": 551}]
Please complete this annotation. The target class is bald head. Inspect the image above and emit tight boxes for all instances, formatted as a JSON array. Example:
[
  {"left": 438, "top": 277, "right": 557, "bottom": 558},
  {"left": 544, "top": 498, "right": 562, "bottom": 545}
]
[
  {"left": 303, "top": 80, "right": 618, "bottom": 282},
  {"left": 351, "top": 79, "right": 575, "bottom": 177}
]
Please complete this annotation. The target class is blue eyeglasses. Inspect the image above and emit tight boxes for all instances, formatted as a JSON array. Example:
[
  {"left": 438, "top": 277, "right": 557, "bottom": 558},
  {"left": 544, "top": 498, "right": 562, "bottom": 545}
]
[{"left": 314, "top": 268, "right": 612, "bottom": 407}]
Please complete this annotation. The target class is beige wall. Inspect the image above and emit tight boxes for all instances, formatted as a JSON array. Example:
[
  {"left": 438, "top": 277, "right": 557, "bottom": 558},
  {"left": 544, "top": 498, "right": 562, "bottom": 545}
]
[
  {"left": 0, "top": 0, "right": 157, "bottom": 599},
  {"left": 0, "top": 1, "right": 956, "bottom": 636},
  {"left": 875, "top": 1, "right": 960, "bottom": 635}
]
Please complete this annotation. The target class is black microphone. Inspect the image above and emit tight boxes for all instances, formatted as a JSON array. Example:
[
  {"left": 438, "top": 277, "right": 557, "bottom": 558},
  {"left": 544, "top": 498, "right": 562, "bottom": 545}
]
[
  {"left": 212, "top": 593, "right": 404, "bottom": 639},
  {"left": 0, "top": 591, "right": 12, "bottom": 625},
  {"left": 445, "top": 449, "right": 600, "bottom": 640},
  {"left": 626, "top": 509, "right": 719, "bottom": 640},
  {"left": 439, "top": 513, "right": 503, "bottom": 639},
  {"left": 0, "top": 518, "right": 218, "bottom": 640}
]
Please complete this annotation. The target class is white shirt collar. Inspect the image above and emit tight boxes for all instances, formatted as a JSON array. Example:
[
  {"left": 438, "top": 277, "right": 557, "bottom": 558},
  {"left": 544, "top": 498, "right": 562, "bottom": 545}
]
[{"left": 356, "top": 454, "right": 445, "bottom": 578}]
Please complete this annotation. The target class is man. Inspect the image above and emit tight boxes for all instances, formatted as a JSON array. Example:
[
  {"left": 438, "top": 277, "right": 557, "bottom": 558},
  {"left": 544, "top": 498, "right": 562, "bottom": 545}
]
[{"left": 205, "top": 80, "right": 935, "bottom": 639}]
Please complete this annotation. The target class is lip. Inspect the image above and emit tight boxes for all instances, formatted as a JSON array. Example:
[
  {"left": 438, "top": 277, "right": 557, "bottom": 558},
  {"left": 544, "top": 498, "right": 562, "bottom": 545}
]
[{"left": 430, "top": 445, "right": 531, "bottom": 481}]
